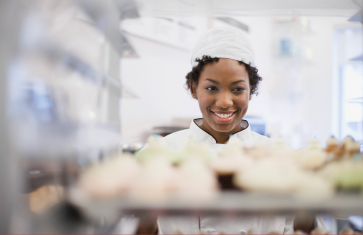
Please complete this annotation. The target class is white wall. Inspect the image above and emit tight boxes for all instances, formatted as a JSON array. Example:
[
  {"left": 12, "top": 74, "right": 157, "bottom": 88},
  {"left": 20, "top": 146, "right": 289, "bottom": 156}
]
[
  {"left": 120, "top": 17, "right": 209, "bottom": 143},
  {"left": 232, "top": 16, "right": 361, "bottom": 148}
]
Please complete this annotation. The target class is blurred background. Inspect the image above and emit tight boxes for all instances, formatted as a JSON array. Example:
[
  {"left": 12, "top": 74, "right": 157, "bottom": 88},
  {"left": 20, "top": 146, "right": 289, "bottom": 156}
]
[
  {"left": 120, "top": 7, "right": 363, "bottom": 151},
  {"left": 0, "top": 0, "right": 362, "bottom": 233}
]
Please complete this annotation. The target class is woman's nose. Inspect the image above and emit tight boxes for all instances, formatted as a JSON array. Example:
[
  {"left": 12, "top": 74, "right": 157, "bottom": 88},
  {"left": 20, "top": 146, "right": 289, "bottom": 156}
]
[{"left": 216, "top": 92, "right": 233, "bottom": 108}]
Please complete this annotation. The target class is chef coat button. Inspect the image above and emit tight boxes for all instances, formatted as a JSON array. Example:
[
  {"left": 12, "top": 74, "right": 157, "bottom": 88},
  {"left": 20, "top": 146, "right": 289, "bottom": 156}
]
[{"left": 239, "top": 230, "right": 247, "bottom": 234}]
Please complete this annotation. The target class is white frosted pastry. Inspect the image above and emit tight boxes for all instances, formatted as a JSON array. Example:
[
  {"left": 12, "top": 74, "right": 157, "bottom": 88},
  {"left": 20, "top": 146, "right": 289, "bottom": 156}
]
[
  {"left": 247, "top": 146, "right": 272, "bottom": 159},
  {"left": 210, "top": 155, "right": 255, "bottom": 175},
  {"left": 293, "top": 230, "right": 306, "bottom": 234},
  {"left": 129, "top": 156, "right": 178, "bottom": 202},
  {"left": 177, "top": 140, "right": 216, "bottom": 164},
  {"left": 212, "top": 137, "right": 254, "bottom": 174},
  {"left": 293, "top": 144, "right": 327, "bottom": 170},
  {"left": 299, "top": 150, "right": 327, "bottom": 170},
  {"left": 177, "top": 158, "right": 218, "bottom": 201},
  {"left": 234, "top": 160, "right": 302, "bottom": 193},
  {"left": 311, "top": 227, "right": 329, "bottom": 234},
  {"left": 135, "top": 135, "right": 175, "bottom": 163},
  {"left": 79, "top": 154, "right": 141, "bottom": 199},
  {"left": 318, "top": 161, "right": 341, "bottom": 181},
  {"left": 270, "top": 139, "right": 295, "bottom": 160},
  {"left": 294, "top": 172, "right": 334, "bottom": 200},
  {"left": 307, "top": 139, "right": 322, "bottom": 151}
]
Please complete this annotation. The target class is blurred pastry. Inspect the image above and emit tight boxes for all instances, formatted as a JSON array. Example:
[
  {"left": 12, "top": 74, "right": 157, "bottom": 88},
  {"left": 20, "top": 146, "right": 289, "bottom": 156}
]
[
  {"left": 177, "top": 139, "right": 215, "bottom": 164},
  {"left": 78, "top": 154, "right": 141, "bottom": 199},
  {"left": 311, "top": 227, "right": 329, "bottom": 234},
  {"left": 212, "top": 137, "right": 255, "bottom": 190},
  {"left": 307, "top": 139, "right": 323, "bottom": 151},
  {"left": 172, "top": 229, "right": 183, "bottom": 234},
  {"left": 339, "top": 225, "right": 354, "bottom": 234},
  {"left": 177, "top": 158, "right": 218, "bottom": 201},
  {"left": 135, "top": 135, "right": 175, "bottom": 163},
  {"left": 294, "top": 230, "right": 306, "bottom": 234},
  {"left": 294, "top": 172, "right": 334, "bottom": 200},
  {"left": 335, "top": 136, "right": 354, "bottom": 159},
  {"left": 29, "top": 184, "right": 64, "bottom": 214},
  {"left": 129, "top": 156, "right": 177, "bottom": 202},
  {"left": 293, "top": 149, "right": 327, "bottom": 170},
  {"left": 247, "top": 146, "right": 272, "bottom": 159},
  {"left": 326, "top": 137, "right": 339, "bottom": 151},
  {"left": 234, "top": 160, "right": 301, "bottom": 193},
  {"left": 345, "top": 142, "right": 360, "bottom": 158},
  {"left": 336, "top": 161, "right": 363, "bottom": 191}
]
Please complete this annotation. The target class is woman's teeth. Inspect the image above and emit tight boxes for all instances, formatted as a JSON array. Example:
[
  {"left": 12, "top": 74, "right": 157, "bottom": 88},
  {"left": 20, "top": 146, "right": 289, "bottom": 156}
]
[{"left": 214, "top": 112, "right": 233, "bottom": 118}]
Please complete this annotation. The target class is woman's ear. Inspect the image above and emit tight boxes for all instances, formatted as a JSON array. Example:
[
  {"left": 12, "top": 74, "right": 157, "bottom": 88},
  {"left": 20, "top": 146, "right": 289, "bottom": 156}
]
[
  {"left": 190, "top": 81, "right": 198, "bottom": 99},
  {"left": 249, "top": 94, "right": 252, "bottom": 100}
]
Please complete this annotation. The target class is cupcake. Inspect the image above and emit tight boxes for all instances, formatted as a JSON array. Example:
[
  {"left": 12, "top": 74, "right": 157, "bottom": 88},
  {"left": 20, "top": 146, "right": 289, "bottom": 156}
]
[
  {"left": 293, "top": 230, "right": 306, "bottom": 234},
  {"left": 339, "top": 225, "right": 354, "bottom": 235},
  {"left": 336, "top": 161, "right": 363, "bottom": 191},
  {"left": 211, "top": 137, "right": 255, "bottom": 190},
  {"left": 334, "top": 137, "right": 354, "bottom": 159},
  {"left": 345, "top": 142, "right": 360, "bottom": 158},
  {"left": 294, "top": 172, "right": 334, "bottom": 200},
  {"left": 325, "top": 137, "right": 339, "bottom": 153},
  {"left": 135, "top": 135, "right": 175, "bottom": 163},
  {"left": 311, "top": 227, "right": 330, "bottom": 234},
  {"left": 234, "top": 160, "right": 301, "bottom": 193},
  {"left": 78, "top": 154, "right": 141, "bottom": 199},
  {"left": 176, "top": 139, "right": 215, "bottom": 164},
  {"left": 176, "top": 158, "right": 218, "bottom": 201},
  {"left": 129, "top": 156, "right": 178, "bottom": 202}
]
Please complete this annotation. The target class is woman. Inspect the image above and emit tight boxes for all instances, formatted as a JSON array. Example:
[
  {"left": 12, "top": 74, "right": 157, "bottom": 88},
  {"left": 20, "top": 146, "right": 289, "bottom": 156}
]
[{"left": 156, "top": 26, "right": 295, "bottom": 234}]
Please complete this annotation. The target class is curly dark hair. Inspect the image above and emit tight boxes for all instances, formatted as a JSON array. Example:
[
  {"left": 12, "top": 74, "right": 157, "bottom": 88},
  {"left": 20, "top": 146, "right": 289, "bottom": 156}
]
[{"left": 186, "top": 55, "right": 262, "bottom": 95}]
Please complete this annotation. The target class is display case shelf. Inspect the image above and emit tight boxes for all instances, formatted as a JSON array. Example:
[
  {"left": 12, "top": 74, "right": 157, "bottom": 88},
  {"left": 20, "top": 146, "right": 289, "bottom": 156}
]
[{"left": 71, "top": 191, "right": 363, "bottom": 218}]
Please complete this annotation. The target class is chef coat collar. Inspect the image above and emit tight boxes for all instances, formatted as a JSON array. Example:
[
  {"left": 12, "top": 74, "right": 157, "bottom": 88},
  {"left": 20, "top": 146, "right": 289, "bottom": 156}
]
[{"left": 189, "top": 118, "right": 252, "bottom": 144}]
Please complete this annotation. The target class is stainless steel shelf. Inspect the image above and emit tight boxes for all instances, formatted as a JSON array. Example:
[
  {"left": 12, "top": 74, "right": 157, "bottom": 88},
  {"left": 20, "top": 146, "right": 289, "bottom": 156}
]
[{"left": 71, "top": 191, "right": 363, "bottom": 218}]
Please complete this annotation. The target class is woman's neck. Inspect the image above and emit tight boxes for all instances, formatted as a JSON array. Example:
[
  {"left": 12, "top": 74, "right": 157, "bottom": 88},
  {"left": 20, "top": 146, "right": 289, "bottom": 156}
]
[{"left": 199, "top": 119, "right": 243, "bottom": 144}]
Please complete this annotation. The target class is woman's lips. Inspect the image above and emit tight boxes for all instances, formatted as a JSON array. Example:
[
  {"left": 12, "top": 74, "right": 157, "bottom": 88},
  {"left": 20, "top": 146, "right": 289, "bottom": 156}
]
[{"left": 211, "top": 111, "right": 236, "bottom": 123}]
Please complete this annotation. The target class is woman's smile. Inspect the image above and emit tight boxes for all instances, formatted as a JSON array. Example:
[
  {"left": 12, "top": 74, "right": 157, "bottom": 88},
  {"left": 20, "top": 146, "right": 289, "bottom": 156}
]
[{"left": 210, "top": 110, "right": 237, "bottom": 123}]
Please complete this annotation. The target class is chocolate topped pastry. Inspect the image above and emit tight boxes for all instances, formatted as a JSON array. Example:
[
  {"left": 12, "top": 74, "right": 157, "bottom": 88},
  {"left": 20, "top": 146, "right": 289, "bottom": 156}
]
[{"left": 325, "top": 137, "right": 339, "bottom": 153}]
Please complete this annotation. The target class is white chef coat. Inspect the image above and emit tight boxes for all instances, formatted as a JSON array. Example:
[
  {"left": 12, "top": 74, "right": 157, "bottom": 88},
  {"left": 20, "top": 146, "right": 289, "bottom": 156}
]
[
  {"left": 157, "top": 119, "right": 294, "bottom": 234},
  {"left": 162, "top": 119, "right": 271, "bottom": 152}
]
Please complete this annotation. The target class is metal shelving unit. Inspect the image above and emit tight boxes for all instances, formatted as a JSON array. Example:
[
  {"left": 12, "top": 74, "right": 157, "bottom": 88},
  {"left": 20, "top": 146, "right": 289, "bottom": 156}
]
[
  {"left": 1, "top": 0, "right": 362, "bottom": 234},
  {"left": 71, "top": 191, "right": 363, "bottom": 218}
]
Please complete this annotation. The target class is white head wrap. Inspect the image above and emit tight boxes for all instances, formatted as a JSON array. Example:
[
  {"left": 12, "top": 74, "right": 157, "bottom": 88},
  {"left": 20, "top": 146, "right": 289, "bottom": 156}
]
[{"left": 191, "top": 26, "right": 255, "bottom": 67}]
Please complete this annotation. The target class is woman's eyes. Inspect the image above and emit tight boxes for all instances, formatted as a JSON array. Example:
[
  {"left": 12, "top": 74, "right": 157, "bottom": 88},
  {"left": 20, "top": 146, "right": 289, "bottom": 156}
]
[
  {"left": 232, "top": 87, "right": 245, "bottom": 92},
  {"left": 206, "top": 86, "right": 218, "bottom": 91},
  {"left": 205, "top": 87, "right": 245, "bottom": 92}
]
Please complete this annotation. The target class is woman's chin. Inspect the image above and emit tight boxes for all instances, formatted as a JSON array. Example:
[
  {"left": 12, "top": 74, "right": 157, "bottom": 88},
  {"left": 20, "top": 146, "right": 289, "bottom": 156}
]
[{"left": 210, "top": 122, "right": 241, "bottom": 133}]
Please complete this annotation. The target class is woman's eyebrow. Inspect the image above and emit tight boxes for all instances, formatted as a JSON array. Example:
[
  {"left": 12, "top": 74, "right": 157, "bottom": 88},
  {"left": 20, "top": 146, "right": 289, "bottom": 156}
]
[
  {"left": 206, "top": 78, "right": 219, "bottom": 84},
  {"left": 205, "top": 79, "right": 245, "bottom": 84},
  {"left": 231, "top": 80, "right": 245, "bottom": 85}
]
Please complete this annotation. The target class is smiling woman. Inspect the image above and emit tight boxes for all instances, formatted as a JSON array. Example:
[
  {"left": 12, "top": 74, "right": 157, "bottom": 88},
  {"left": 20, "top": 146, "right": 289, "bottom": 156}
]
[{"left": 152, "top": 26, "right": 293, "bottom": 234}]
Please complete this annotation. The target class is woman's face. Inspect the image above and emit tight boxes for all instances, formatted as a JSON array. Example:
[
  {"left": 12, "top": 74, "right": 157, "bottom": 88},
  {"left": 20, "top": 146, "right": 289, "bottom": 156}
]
[{"left": 191, "top": 58, "right": 251, "bottom": 134}]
